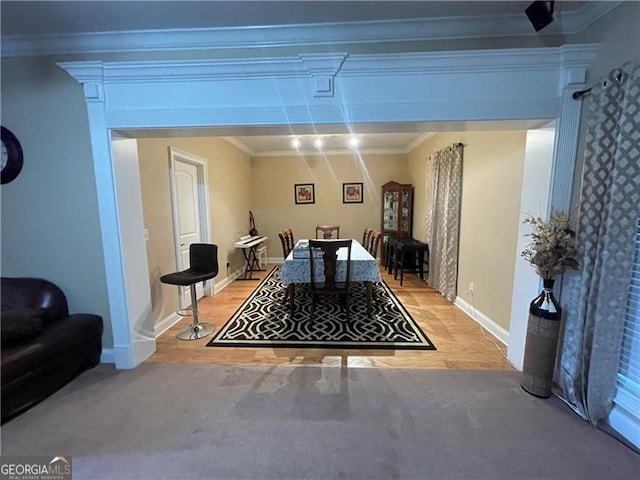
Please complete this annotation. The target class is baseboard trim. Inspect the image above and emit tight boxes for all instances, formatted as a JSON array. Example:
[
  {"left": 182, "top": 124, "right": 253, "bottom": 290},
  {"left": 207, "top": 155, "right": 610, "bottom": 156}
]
[
  {"left": 109, "top": 340, "right": 154, "bottom": 369},
  {"left": 213, "top": 267, "right": 244, "bottom": 293},
  {"left": 608, "top": 387, "right": 640, "bottom": 450},
  {"left": 154, "top": 312, "right": 182, "bottom": 337},
  {"left": 100, "top": 348, "right": 115, "bottom": 364},
  {"left": 454, "top": 296, "right": 509, "bottom": 346}
]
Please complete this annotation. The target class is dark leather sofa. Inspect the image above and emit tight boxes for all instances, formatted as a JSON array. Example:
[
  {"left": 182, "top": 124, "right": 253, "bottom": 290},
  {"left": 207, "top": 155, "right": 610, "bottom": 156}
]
[{"left": 1, "top": 277, "right": 103, "bottom": 423}]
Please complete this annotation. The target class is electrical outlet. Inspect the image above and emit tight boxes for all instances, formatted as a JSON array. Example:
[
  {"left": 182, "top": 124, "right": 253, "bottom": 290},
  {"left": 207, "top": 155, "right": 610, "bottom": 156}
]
[{"left": 468, "top": 282, "right": 474, "bottom": 293}]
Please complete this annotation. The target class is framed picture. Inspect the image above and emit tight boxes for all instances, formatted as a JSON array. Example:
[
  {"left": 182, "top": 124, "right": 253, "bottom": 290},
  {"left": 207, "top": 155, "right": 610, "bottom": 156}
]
[
  {"left": 294, "top": 183, "right": 315, "bottom": 204},
  {"left": 343, "top": 182, "right": 363, "bottom": 204}
]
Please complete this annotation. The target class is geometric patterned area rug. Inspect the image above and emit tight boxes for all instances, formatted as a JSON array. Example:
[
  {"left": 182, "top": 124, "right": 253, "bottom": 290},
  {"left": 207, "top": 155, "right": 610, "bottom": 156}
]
[{"left": 207, "top": 266, "right": 436, "bottom": 350}]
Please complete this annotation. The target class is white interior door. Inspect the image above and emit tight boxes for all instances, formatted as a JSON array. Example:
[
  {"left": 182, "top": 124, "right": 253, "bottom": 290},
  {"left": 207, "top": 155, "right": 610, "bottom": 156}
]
[{"left": 170, "top": 152, "right": 207, "bottom": 308}]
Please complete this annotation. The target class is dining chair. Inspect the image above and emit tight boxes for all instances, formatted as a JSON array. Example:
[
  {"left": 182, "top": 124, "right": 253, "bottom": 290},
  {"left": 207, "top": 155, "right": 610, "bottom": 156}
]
[
  {"left": 278, "top": 227, "right": 295, "bottom": 258},
  {"left": 368, "top": 230, "right": 381, "bottom": 259},
  {"left": 278, "top": 227, "right": 296, "bottom": 304},
  {"left": 362, "top": 228, "right": 373, "bottom": 252},
  {"left": 315, "top": 225, "right": 340, "bottom": 239},
  {"left": 363, "top": 230, "right": 382, "bottom": 306},
  {"left": 308, "top": 239, "right": 353, "bottom": 322}
]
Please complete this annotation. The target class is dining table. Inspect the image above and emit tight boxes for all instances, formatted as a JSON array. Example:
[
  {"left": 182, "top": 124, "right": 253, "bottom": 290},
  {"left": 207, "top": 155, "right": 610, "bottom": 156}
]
[{"left": 280, "top": 239, "right": 382, "bottom": 312}]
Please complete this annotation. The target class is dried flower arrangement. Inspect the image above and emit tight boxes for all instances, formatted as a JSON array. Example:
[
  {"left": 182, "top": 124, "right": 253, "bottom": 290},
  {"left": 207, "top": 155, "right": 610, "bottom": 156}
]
[{"left": 521, "top": 211, "right": 579, "bottom": 280}]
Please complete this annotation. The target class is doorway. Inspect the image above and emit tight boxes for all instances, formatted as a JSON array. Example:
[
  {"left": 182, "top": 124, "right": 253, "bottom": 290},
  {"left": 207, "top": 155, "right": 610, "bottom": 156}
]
[
  {"left": 59, "top": 46, "right": 589, "bottom": 368},
  {"left": 168, "top": 147, "right": 212, "bottom": 310}
]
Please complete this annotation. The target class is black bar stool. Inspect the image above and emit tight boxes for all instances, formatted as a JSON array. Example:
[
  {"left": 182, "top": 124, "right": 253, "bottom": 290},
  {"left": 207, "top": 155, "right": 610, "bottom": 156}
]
[
  {"left": 160, "top": 243, "right": 219, "bottom": 340},
  {"left": 392, "top": 238, "right": 429, "bottom": 286}
]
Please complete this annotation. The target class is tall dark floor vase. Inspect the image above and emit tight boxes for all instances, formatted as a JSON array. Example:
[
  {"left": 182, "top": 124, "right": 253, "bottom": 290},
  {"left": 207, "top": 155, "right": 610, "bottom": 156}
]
[{"left": 521, "top": 277, "right": 562, "bottom": 398}]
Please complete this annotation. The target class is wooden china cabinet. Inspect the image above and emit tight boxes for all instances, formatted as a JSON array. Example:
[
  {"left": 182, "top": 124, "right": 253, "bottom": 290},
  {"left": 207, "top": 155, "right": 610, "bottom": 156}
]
[
  {"left": 381, "top": 181, "right": 413, "bottom": 237},
  {"left": 381, "top": 181, "right": 414, "bottom": 266}
]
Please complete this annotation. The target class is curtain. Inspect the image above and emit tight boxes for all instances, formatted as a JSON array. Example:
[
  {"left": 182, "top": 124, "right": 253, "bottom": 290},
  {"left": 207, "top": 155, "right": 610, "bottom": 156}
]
[
  {"left": 559, "top": 60, "right": 640, "bottom": 425},
  {"left": 424, "top": 143, "right": 464, "bottom": 302}
]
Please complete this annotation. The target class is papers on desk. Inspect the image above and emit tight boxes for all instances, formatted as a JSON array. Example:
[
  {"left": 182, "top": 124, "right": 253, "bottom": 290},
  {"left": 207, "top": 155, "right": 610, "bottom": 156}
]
[{"left": 292, "top": 240, "right": 322, "bottom": 258}]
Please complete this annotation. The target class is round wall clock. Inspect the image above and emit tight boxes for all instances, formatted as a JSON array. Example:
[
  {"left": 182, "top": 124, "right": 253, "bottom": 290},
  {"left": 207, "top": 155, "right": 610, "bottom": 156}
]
[{"left": 1, "top": 126, "right": 24, "bottom": 184}]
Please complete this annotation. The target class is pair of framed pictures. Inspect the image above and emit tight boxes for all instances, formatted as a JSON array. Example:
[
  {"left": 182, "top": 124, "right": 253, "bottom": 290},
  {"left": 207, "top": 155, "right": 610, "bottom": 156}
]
[{"left": 294, "top": 182, "right": 363, "bottom": 204}]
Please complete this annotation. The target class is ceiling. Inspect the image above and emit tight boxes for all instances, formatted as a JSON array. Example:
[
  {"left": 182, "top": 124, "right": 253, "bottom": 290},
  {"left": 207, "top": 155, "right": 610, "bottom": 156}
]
[
  {"left": 2, "top": 1, "right": 601, "bottom": 155},
  {"left": 119, "top": 119, "right": 552, "bottom": 155},
  {"left": 1, "top": 1, "right": 589, "bottom": 37}
]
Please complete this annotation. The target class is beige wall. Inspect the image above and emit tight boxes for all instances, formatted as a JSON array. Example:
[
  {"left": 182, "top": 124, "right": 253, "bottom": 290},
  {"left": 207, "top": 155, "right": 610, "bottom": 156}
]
[
  {"left": 126, "top": 125, "right": 530, "bottom": 333},
  {"left": 138, "top": 132, "right": 527, "bottom": 331},
  {"left": 408, "top": 131, "right": 527, "bottom": 330},
  {"left": 139, "top": 144, "right": 411, "bottom": 325},
  {"left": 137, "top": 137, "right": 251, "bottom": 325},
  {"left": 250, "top": 153, "right": 412, "bottom": 258}
]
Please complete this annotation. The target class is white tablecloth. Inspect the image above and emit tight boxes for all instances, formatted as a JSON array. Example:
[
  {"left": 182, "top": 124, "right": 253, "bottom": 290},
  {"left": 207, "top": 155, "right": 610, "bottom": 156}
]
[{"left": 280, "top": 239, "right": 381, "bottom": 285}]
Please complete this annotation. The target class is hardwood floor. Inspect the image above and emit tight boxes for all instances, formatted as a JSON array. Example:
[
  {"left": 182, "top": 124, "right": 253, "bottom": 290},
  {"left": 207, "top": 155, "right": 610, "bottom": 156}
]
[{"left": 149, "top": 264, "right": 514, "bottom": 370}]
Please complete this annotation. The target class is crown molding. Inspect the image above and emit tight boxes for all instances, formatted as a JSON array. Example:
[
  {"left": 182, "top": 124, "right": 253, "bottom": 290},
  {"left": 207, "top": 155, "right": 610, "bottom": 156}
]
[
  {"left": 249, "top": 147, "right": 411, "bottom": 158},
  {"left": 405, "top": 133, "right": 437, "bottom": 152},
  {"left": 221, "top": 133, "right": 436, "bottom": 157},
  {"left": 58, "top": 45, "right": 598, "bottom": 88},
  {"left": 2, "top": 3, "right": 618, "bottom": 57},
  {"left": 57, "top": 54, "right": 350, "bottom": 83},
  {"left": 222, "top": 137, "right": 253, "bottom": 155},
  {"left": 561, "top": 0, "right": 622, "bottom": 34}
]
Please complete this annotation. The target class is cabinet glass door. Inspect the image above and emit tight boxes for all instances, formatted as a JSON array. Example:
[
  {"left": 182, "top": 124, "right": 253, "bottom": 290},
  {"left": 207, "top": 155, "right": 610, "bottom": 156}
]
[
  {"left": 401, "top": 190, "right": 410, "bottom": 233},
  {"left": 383, "top": 191, "right": 399, "bottom": 231}
]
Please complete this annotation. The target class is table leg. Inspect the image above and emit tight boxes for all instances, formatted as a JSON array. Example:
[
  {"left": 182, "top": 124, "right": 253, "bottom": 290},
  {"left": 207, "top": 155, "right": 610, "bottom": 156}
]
[
  {"left": 250, "top": 246, "right": 265, "bottom": 272},
  {"left": 366, "top": 282, "right": 373, "bottom": 313},
  {"left": 288, "top": 284, "right": 295, "bottom": 313},
  {"left": 237, "top": 247, "right": 261, "bottom": 280}
]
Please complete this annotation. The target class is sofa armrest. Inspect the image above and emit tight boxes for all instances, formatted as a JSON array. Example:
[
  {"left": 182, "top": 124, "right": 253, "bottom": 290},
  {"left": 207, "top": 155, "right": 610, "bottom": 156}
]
[{"left": 1, "top": 278, "right": 69, "bottom": 324}]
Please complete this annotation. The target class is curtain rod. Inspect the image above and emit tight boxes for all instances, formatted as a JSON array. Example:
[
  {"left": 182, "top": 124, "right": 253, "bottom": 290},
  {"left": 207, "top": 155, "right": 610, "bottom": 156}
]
[
  {"left": 572, "top": 87, "right": 591, "bottom": 100},
  {"left": 572, "top": 68, "right": 624, "bottom": 100}
]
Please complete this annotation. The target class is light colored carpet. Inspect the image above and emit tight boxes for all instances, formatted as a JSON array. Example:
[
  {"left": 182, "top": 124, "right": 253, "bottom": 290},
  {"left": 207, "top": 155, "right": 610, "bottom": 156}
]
[{"left": 1, "top": 363, "right": 638, "bottom": 480}]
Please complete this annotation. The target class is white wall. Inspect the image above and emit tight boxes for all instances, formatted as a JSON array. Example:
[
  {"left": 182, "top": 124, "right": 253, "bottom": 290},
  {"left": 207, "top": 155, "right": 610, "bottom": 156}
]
[
  {"left": 111, "top": 136, "right": 156, "bottom": 365},
  {"left": 508, "top": 126, "right": 556, "bottom": 369}
]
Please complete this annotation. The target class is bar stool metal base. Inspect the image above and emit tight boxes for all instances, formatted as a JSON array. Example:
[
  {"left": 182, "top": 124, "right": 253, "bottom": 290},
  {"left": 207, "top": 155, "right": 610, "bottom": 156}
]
[
  {"left": 176, "top": 322, "right": 215, "bottom": 341},
  {"left": 175, "top": 284, "right": 214, "bottom": 341}
]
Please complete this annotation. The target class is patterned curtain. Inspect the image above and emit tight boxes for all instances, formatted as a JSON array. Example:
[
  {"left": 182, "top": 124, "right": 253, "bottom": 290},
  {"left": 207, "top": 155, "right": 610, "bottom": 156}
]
[
  {"left": 424, "top": 143, "right": 464, "bottom": 301},
  {"left": 559, "top": 60, "right": 640, "bottom": 424}
]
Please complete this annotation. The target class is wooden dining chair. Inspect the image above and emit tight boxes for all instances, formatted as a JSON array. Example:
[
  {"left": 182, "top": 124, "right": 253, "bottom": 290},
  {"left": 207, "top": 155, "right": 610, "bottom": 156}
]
[
  {"left": 363, "top": 230, "right": 382, "bottom": 307},
  {"left": 278, "top": 227, "right": 295, "bottom": 304},
  {"left": 315, "top": 225, "right": 340, "bottom": 239},
  {"left": 308, "top": 239, "right": 353, "bottom": 322},
  {"left": 368, "top": 230, "right": 382, "bottom": 259},
  {"left": 278, "top": 227, "right": 295, "bottom": 258},
  {"left": 362, "top": 228, "right": 373, "bottom": 252},
  {"left": 285, "top": 228, "right": 295, "bottom": 255}
]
